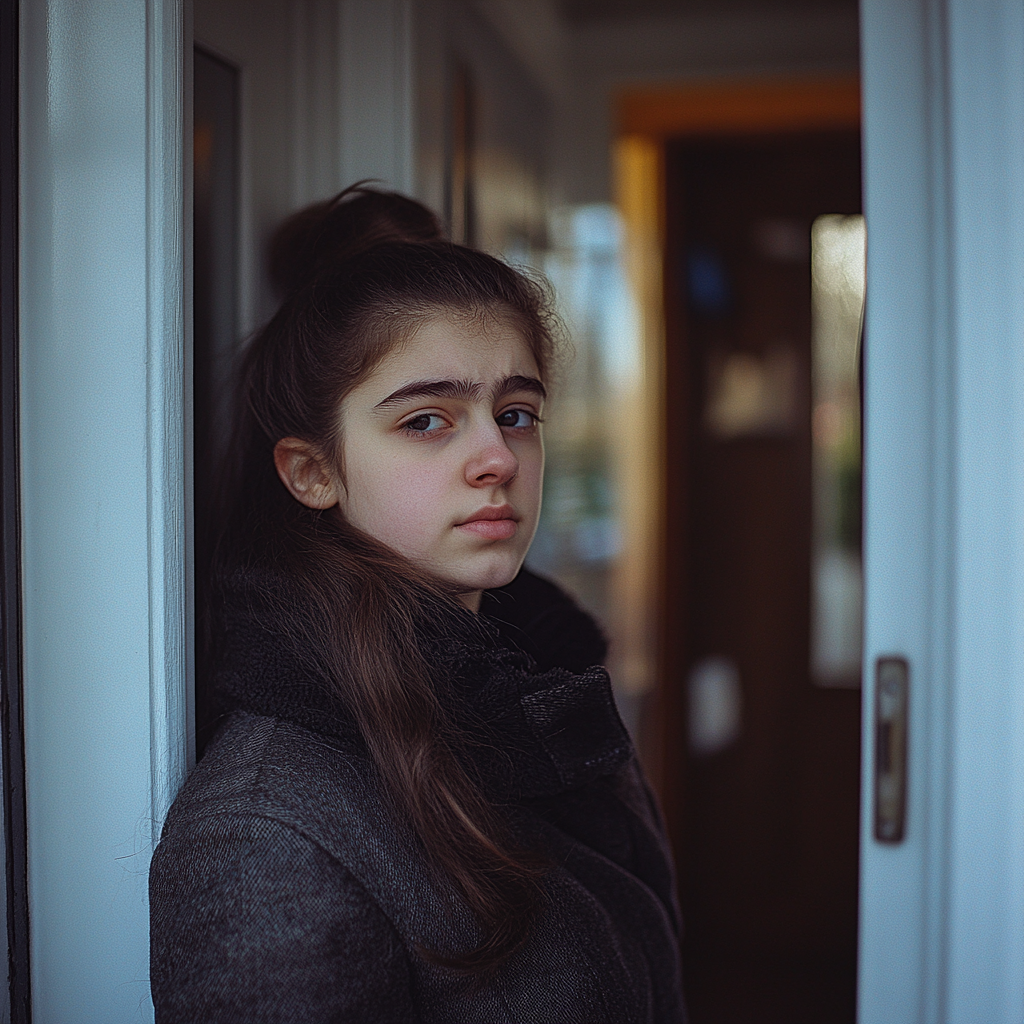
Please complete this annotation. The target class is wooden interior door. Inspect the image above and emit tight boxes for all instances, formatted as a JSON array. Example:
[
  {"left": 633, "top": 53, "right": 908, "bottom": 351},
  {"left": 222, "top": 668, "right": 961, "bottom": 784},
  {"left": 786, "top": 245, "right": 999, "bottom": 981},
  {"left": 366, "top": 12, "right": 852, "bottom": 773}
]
[{"left": 661, "top": 131, "right": 862, "bottom": 1024}]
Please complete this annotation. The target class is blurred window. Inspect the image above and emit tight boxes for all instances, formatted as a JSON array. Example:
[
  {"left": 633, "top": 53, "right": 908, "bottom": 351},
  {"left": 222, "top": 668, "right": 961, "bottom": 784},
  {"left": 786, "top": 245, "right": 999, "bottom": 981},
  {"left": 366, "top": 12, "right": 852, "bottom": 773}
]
[{"left": 810, "top": 213, "right": 865, "bottom": 686}]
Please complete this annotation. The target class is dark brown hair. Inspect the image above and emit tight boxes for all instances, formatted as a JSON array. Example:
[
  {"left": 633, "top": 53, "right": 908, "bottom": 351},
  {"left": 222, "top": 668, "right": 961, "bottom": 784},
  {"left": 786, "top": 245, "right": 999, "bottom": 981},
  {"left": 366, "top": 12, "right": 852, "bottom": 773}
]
[
  {"left": 268, "top": 182, "right": 444, "bottom": 300},
  {"left": 215, "top": 186, "right": 561, "bottom": 973}
]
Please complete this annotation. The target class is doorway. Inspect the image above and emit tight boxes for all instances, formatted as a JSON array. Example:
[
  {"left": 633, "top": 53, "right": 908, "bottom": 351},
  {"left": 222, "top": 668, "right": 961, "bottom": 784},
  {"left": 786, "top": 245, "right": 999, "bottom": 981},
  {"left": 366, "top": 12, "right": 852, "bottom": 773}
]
[
  {"left": 193, "top": 44, "right": 240, "bottom": 753},
  {"left": 661, "top": 130, "right": 862, "bottom": 1023}
]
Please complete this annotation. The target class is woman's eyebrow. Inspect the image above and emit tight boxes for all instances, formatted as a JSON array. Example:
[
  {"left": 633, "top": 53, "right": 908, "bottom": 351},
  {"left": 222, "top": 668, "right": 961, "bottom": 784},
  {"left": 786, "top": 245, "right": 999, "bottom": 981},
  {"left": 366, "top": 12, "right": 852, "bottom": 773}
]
[
  {"left": 375, "top": 378, "right": 483, "bottom": 408},
  {"left": 374, "top": 374, "right": 546, "bottom": 409},
  {"left": 491, "top": 374, "right": 547, "bottom": 402}
]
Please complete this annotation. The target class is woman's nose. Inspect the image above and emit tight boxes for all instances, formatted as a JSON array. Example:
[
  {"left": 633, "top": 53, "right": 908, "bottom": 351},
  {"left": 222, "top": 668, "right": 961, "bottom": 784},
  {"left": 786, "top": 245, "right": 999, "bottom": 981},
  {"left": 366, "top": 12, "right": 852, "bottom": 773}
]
[{"left": 465, "top": 423, "right": 519, "bottom": 487}]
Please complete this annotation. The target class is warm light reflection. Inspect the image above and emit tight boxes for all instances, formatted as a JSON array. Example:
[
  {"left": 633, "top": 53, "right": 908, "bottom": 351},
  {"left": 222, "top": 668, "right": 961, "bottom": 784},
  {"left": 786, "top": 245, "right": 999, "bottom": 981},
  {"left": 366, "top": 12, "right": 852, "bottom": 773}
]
[
  {"left": 811, "top": 213, "right": 865, "bottom": 686},
  {"left": 525, "top": 136, "right": 664, "bottom": 741},
  {"left": 609, "top": 136, "right": 665, "bottom": 716}
]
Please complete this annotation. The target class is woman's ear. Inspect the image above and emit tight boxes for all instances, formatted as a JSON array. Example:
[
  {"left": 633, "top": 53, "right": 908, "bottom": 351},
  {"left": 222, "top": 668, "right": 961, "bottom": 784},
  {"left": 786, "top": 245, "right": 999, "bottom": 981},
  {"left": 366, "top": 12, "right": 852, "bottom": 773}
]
[{"left": 273, "top": 438, "right": 341, "bottom": 509}]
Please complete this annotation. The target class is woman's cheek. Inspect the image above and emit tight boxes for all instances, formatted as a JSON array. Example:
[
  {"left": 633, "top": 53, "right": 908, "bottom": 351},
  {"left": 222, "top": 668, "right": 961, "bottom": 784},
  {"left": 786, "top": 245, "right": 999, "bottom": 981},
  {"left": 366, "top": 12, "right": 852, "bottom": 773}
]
[
  {"left": 367, "top": 463, "right": 452, "bottom": 553},
  {"left": 515, "top": 447, "right": 544, "bottom": 506}
]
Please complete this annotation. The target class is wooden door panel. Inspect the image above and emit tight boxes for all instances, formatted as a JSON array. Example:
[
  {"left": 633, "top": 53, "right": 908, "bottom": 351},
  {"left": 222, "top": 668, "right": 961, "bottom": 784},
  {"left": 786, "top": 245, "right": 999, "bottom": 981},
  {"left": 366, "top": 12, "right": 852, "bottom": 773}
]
[{"left": 664, "top": 132, "right": 862, "bottom": 1023}]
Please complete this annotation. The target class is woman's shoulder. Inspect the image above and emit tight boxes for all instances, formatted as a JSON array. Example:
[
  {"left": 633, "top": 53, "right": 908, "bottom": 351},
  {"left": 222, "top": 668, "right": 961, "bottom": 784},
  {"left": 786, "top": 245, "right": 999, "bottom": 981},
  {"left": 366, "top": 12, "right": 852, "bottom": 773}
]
[
  {"left": 158, "top": 711, "right": 382, "bottom": 867},
  {"left": 150, "top": 714, "right": 421, "bottom": 1023},
  {"left": 153, "top": 711, "right": 453, "bottom": 932}
]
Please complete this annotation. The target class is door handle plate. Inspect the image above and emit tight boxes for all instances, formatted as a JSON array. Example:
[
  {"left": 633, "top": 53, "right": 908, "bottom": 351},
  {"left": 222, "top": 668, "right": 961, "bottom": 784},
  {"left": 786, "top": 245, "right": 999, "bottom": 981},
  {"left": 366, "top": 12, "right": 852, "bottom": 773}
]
[{"left": 874, "top": 656, "right": 908, "bottom": 843}]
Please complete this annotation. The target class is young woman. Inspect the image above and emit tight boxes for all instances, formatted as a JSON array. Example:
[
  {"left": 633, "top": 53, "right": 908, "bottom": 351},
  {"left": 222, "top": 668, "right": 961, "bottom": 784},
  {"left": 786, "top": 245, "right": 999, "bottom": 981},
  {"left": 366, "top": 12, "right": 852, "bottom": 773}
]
[{"left": 149, "top": 186, "right": 686, "bottom": 1023}]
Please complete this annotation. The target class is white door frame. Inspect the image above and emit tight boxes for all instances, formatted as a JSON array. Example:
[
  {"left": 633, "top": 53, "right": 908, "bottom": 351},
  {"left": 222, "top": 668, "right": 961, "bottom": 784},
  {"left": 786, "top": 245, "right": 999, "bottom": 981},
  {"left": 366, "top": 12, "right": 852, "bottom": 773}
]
[
  {"left": 859, "top": 0, "right": 1024, "bottom": 1020},
  {"left": 19, "top": 0, "right": 187, "bottom": 1019}
]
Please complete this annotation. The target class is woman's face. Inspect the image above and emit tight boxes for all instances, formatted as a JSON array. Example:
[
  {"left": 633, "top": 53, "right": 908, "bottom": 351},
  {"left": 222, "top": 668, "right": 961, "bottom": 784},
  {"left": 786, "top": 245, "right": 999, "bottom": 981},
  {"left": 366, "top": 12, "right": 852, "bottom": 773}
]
[{"left": 334, "top": 314, "right": 545, "bottom": 610}]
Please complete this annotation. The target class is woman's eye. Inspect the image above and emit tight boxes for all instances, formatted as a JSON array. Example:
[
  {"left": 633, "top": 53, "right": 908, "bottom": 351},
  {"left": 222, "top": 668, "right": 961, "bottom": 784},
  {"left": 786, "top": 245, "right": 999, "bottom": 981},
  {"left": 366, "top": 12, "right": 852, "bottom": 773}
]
[
  {"left": 403, "top": 413, "right": 448, "bottom": 433},
  {"left": 496, "top": 409, "right": 539, "bottom": 430}
]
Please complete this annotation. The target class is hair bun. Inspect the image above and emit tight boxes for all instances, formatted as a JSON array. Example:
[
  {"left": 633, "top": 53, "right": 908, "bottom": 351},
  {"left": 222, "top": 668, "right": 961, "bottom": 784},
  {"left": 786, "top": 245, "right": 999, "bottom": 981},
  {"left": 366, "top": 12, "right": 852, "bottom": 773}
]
[{"left": 269, "top": 182, "right": 446, "bottom": 299}]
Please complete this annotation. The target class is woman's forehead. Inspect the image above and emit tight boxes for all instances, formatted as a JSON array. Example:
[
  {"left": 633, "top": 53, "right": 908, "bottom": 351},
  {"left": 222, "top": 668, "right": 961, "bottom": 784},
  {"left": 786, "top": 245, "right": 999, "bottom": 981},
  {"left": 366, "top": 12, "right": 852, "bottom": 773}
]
[{"left": 363, "top": 315, "right": 540, "bottom": 396}]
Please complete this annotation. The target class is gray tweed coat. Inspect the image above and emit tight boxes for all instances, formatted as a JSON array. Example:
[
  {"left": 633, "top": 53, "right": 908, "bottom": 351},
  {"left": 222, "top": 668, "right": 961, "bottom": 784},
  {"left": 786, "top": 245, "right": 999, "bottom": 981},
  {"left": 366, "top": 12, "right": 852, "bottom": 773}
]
[{"left": 149, "top": 570, "right": 686, "bottom": 1023}]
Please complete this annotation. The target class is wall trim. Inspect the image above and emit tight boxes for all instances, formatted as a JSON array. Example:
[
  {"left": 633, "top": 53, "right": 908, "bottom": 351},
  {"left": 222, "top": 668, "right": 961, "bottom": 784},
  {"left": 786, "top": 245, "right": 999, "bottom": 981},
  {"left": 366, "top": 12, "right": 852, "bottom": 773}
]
[{"left": 616, "top": 75, "right": 861, "bottom": 138}]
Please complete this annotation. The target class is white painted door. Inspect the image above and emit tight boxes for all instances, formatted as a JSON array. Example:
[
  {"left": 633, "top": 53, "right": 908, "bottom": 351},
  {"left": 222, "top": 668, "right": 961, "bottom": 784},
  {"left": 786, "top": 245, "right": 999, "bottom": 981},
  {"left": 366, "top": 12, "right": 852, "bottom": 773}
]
[
  {"left": 19, "top": 1, "right": 187, "bottom": 1020},
  {"left": 859, "top": 0, "right": 1024, "bottom": 1020}
]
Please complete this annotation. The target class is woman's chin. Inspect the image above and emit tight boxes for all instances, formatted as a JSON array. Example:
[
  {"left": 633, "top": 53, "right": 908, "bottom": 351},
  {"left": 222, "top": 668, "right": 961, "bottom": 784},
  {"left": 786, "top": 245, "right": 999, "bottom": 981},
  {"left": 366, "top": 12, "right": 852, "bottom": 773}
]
[{"left": 448, "top": 554, "right": 526, "bottom": 596}]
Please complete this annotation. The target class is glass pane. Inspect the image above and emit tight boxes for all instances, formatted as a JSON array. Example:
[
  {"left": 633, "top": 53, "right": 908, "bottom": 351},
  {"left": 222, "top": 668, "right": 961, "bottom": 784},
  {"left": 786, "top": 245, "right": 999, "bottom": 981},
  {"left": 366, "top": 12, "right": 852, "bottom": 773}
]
[{"left": 811, "top": 214, "right": 865, "bottom": 686}]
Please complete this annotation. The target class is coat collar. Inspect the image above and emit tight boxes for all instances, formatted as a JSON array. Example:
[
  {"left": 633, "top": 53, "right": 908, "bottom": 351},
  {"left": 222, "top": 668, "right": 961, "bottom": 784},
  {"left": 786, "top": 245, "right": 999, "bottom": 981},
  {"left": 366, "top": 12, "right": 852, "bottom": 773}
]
[{"left": 211, "top": 567, "right": 632, "bottom": 802}]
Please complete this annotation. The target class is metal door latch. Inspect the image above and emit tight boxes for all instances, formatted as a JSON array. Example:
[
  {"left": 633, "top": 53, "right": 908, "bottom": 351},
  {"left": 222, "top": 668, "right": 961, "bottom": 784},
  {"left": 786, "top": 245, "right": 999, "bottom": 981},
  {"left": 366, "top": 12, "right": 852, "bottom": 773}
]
[{"left": 874, "top": 656, "right": 908, "bottom": 843}]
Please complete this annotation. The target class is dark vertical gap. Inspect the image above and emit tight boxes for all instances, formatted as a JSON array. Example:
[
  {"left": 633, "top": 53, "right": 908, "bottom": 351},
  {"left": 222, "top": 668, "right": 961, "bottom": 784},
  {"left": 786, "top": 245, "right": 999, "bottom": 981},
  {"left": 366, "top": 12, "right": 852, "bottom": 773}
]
[
  {"left": 653, "top": 139, "right": 690, "bottom": 856},
  {"left": 461, "top": 67, "right": 477, "bottom": 249},
  {"left": 444, "top": 60, "right": 476, "bottom": 246},
  {"left": 193, "top": 46, "right": 239, "bottom": 757},
  {"left": 0, "top": 0, "right": 29, "bottom": 1019}
]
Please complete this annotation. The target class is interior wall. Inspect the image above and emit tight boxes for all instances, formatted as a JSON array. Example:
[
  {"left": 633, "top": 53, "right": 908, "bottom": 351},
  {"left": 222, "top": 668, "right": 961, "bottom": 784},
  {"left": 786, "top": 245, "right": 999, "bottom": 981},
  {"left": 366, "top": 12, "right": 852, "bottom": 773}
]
[
  {"left": 418, "top": 0, "right": 551, "bottom": 258},
  {"left": 196, "top": 0, "right": 553, "bottom": 336},
  {"left": 567, "top": 8, "right": 859, "bottom": 203},
  {"left": 475, "top": 2, "right": 860, "bottom": 206}
]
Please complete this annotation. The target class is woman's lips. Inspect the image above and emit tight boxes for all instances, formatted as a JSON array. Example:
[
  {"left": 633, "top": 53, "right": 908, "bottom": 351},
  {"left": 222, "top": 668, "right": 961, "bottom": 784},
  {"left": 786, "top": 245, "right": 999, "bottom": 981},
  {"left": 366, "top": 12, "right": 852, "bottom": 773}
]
[{"left": 456, "top": 506, "right": 519, "bottom": 541}]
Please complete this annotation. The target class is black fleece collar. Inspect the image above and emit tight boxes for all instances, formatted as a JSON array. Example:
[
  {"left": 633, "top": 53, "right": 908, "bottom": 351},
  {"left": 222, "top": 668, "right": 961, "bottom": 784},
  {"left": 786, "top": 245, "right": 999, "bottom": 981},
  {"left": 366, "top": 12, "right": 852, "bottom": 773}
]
[{"left": 211, "top": 567, "right": 632, "bottom": 802}]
